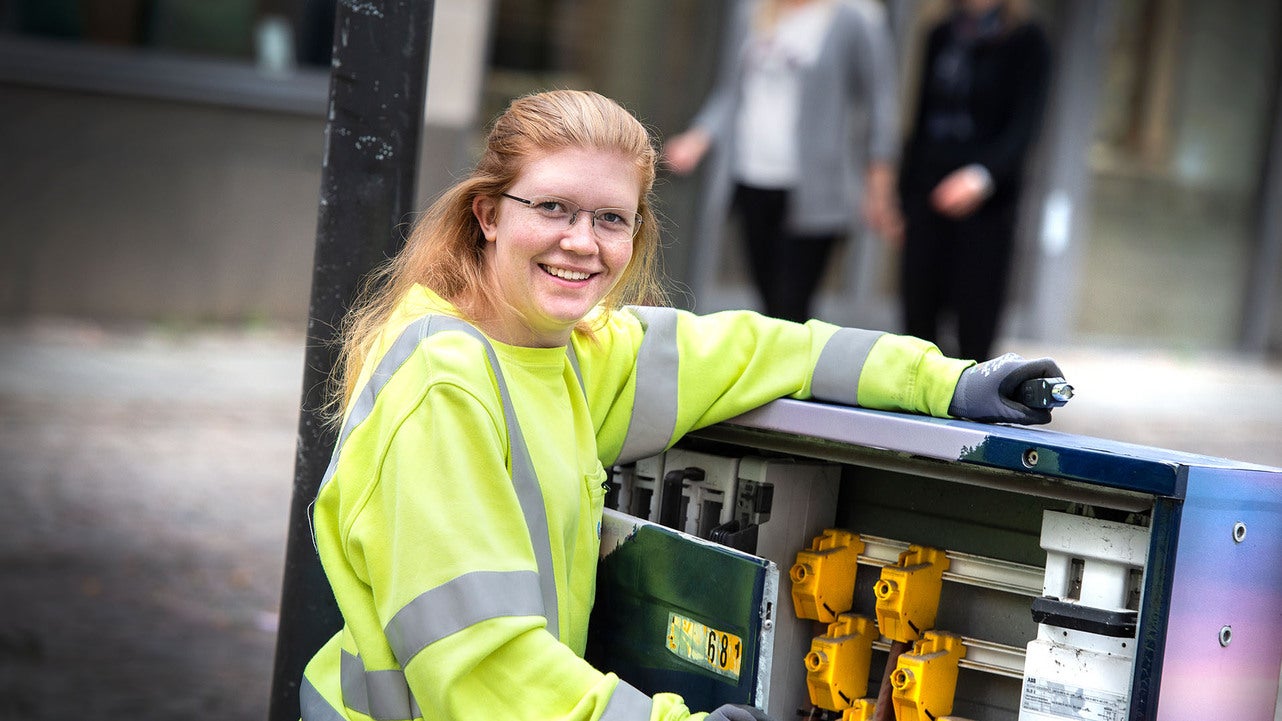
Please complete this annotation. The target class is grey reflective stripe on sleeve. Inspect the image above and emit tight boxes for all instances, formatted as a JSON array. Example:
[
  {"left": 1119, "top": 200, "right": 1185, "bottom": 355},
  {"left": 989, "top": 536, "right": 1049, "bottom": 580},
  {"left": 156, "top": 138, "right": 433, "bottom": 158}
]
[
  {"left": 811, "top": 327, "right": 885, "bottom": 406},
  {"left": 337, "top": 650, "right": 652, "bottom": 721},
  {"left": 301, "top": 675, "right": 348, "bottom": 721},
  {"left": 616, "top": 306, "right": 680, "bottom": 464},
  {"left": 316, "top": 313, "right": 560, "bottom": 640},
  {"left": 340, "top": 650, "right": 421, "bottom": 721},
  {"left": 600, "top": 679, "right": 654, "bottom": 721},
  {"left": 385, "top": 569, "right": 544, "bottom": 667}
]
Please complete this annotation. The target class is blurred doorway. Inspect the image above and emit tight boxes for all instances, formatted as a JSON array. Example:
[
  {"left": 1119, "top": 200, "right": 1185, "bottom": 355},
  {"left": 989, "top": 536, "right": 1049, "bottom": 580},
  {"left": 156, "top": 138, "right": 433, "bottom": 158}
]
[{"left": 1082, "top": 0, "right": 1282, "bottom": 349}]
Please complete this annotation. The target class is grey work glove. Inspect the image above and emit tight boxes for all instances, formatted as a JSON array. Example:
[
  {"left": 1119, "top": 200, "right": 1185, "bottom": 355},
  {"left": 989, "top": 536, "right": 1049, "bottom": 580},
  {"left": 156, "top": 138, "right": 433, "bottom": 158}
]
[
  {"left": 705, "top": 703, "right": 775, "bottom": 721},
  {"left": 947, "top": 353, "right": 1065, "bottom": 425}
]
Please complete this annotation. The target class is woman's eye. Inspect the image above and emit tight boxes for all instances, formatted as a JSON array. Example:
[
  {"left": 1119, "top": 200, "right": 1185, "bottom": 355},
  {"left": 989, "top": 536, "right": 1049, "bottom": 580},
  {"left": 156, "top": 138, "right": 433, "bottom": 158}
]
[
  {"left": 534, "top": 200, "right": 568, "bottom": 214},
  {"left": 597, "top": 211, "right": 626, "bottom": 225}
]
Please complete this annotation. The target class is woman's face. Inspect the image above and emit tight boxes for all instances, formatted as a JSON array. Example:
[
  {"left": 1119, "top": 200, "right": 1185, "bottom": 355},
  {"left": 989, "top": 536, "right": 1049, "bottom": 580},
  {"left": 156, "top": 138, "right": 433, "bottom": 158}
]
[{"left": 472, "top": 146, "right": 641, "bottom": 347}]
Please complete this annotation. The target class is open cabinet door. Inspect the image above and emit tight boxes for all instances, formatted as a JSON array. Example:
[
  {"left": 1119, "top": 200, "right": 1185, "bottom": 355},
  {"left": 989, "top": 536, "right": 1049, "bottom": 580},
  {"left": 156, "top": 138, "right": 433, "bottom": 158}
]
[{"left": 586, "top": 508, "right": 779, "bottom": 710}]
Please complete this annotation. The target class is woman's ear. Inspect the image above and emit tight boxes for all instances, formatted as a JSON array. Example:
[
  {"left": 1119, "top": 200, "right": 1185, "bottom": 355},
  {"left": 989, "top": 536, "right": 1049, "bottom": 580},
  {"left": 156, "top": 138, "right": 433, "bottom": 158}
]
[{"left": 473, "top": 195, "right": 499, "bottom": 242}]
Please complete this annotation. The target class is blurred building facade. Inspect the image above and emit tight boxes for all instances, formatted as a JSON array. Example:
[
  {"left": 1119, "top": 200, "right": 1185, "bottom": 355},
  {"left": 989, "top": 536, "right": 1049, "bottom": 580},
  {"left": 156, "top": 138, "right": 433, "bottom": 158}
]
[{"left": 0, "top": 0, "right": 1279, "bottom": 355}]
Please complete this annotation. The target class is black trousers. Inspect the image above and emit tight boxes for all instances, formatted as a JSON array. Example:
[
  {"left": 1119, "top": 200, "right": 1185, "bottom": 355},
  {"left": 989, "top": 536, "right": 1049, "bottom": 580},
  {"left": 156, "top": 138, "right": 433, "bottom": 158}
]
[
  {"left": 731, "top": 184, "right": 843, "bottom": 323},
  {"left": 899, "top": 198, "right": 1017, "bottom": 361}
]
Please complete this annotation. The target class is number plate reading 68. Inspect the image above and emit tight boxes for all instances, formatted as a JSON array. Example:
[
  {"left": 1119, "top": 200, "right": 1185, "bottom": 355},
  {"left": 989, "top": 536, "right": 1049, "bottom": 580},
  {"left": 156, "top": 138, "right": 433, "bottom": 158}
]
[{"left": 665, "top": 611, "right": 742, "bottom": 680}]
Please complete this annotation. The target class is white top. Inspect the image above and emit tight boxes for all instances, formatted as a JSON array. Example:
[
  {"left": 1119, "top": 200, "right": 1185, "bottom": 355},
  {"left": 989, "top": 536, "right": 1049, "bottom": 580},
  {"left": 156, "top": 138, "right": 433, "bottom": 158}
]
[{"left": 734, "top": 1, "right": 835, "bottom": 188}]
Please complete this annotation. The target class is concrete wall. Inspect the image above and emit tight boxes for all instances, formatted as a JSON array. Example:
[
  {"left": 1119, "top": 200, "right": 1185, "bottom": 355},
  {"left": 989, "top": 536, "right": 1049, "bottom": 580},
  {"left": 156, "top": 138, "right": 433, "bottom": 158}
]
[
  {"left": 0, "top": 84, "right": 324, "bottom": 325},
  {"left": 0, "top": 0, "right": 491, "bottom": 327}
]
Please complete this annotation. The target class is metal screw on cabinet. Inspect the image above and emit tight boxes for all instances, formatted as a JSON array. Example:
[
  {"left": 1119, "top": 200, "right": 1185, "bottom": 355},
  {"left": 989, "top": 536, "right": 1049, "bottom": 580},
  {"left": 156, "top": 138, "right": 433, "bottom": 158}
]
[
  {"left": 1219, "top": 626, "right": 1233, "bottom": 647},
  {"left": 1233, "top": 522, "right": 1247, "bottom": 543}
]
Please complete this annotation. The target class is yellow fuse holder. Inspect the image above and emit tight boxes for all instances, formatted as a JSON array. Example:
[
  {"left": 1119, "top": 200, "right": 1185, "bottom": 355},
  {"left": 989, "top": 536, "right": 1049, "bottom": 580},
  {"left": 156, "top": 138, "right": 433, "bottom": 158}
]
[
  {"left": 890, "top": 631, "right": 966, "bottom": 721},
  {"left": 873, "top": 544, "right": 949, "bottom": 642},
  {"left": 839, "top": 698, "right": 876, "bottom": 720},
  {"left": 804, "top": 613, "right": 876, "bottom": 711},
  {"left": 791, "top": 529, "right": 863, "bottom": 622}
]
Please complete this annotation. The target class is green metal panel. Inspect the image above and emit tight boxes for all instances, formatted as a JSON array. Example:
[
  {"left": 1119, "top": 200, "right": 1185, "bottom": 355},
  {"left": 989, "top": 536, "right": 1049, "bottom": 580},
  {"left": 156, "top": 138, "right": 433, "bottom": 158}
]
[{"left": 587, "top": 509, "right": 777, "bottom": 710}]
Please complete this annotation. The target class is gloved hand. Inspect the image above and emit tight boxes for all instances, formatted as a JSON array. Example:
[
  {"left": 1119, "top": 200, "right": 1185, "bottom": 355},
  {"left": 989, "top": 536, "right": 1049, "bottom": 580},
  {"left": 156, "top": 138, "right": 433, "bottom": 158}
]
[
  {"left": 705, "top": 703, "right": 775, "bottom": 721},
  {"left": 947, "top": 353, "right": 1065, "bottom": 425}
]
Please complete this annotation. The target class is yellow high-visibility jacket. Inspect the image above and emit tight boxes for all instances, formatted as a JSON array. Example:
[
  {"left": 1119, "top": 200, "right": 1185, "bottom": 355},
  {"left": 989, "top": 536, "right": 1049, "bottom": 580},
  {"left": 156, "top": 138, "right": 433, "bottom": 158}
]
[{"left": 301, "top": 284, "right": 972, "bottom": 721}]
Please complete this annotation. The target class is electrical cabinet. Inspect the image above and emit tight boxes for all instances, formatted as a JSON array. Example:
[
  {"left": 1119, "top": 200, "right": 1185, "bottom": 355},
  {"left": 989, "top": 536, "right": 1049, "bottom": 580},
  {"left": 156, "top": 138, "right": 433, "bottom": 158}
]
[{"left": 587, "top": 399, "right": 1282, "bottom": 721}]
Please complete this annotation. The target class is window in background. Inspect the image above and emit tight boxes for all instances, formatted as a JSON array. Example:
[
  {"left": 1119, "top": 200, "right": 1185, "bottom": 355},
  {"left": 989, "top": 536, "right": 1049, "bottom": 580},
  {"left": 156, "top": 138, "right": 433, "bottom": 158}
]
[
  {"left": 2, "top": 0, "right": 338, "bottom": 70},
  {"left": 484, "top": 0, "right": 590, "bottom": 121}
]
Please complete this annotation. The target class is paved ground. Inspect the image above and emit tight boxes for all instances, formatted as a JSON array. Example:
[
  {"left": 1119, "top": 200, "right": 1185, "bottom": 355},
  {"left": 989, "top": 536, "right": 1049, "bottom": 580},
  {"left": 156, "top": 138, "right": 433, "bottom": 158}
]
[
  {"left": 1, "top": 318, "right": 1280, "bottom": 720},
  {"left": 0, "top": 320, "right": 299, "bottom": 719}
]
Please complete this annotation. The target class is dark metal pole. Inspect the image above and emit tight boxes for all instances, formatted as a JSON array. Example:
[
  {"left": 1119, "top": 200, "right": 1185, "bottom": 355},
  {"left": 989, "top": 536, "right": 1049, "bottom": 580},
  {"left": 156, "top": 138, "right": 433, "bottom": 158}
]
[{"left": 268, "top": 3, "right": 435, "bottom": 721}]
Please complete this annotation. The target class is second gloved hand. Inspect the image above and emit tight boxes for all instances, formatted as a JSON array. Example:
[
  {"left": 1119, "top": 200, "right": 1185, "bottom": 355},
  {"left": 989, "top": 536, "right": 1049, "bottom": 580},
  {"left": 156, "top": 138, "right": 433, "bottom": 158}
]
[
  {"left": 947, "top": 353, "right": 1065, "bottom": 425},
  {"left": 705, "top": 703, "right": 775, "bottom": 721}
]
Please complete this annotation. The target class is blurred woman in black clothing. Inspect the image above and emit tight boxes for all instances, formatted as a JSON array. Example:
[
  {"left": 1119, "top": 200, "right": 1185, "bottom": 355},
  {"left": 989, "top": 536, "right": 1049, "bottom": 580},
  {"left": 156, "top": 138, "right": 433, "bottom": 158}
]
[{"left": 896, "top": 0, "right": 1051, "bottom": 361}]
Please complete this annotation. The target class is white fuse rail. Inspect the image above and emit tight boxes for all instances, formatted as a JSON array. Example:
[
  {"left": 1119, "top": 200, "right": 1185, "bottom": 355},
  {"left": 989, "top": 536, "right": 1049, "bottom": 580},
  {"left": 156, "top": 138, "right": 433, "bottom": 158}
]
[
  {"left": 854, "top": 533, "right": 1042, "bottom": 679},
  {"left": 857, "top": 534, "right": 1044, "bottom": 597},
  {"left": 871, "top": 635, "right": 1027, "bottom": 680}
]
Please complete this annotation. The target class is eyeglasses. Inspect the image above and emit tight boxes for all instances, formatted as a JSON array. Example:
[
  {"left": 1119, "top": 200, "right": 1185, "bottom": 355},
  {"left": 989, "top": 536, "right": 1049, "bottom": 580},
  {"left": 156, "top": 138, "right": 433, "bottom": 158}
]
[{"left": 501, "top": 193, "right": 641, "bottom": 244}]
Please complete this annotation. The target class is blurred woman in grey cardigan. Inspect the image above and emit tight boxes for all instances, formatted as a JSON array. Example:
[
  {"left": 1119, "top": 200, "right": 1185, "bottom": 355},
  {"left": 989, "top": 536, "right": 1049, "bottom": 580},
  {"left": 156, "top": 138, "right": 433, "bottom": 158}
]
[{"left": 664, "top": 0, "right": 901, "bottom": 322}]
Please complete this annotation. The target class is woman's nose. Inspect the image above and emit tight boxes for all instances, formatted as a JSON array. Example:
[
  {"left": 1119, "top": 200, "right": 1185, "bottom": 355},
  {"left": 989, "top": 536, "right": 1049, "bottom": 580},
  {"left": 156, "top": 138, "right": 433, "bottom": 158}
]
[{"left": 560, "top": 214, "right": 599, "bottom": 251}]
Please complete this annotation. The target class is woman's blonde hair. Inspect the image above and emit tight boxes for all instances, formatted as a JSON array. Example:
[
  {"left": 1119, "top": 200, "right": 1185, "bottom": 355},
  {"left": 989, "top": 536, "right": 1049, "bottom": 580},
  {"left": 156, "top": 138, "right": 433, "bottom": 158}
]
[{"left": 328, "top": 89, "right": 667, "bottom": 418}]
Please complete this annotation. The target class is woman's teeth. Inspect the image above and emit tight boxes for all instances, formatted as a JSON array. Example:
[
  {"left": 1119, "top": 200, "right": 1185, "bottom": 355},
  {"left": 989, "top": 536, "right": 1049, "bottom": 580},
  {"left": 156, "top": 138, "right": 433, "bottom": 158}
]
[{"left": 542, "top": 265, "right": 591, "bottom": 281}]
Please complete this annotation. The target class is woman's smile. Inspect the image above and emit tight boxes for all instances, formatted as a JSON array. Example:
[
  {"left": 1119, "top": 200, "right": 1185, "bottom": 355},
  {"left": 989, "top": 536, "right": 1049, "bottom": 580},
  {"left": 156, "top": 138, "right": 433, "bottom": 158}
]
[{"left": 540, "top": 264, "right": 594, "bottom": 282}]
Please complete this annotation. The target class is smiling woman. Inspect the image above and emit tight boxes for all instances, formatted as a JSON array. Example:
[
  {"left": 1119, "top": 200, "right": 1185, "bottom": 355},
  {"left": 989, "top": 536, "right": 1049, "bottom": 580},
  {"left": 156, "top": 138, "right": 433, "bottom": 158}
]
[
  {"left": 300, "top": 89, "right": 1066, "bottom": 721},
  {"left": 472, "top": 145, "right": 643, "bottom": 347}
]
